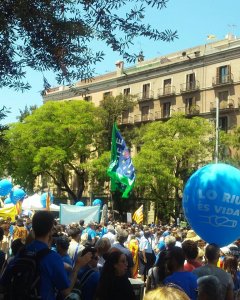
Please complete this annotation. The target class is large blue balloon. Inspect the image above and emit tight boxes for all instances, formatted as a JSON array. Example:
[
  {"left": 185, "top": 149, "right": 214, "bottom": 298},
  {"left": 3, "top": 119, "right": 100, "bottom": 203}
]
[
  {"left": 4, "top": 197, "right": 13, "bottom": 205},
  {"left": 40, "top": 192, "right": 54, "bottom": 208},
  {"left": 183, "top": 163, "right": 240, "bottom": 247},
  {"left": 93, "top": 199, "right": 102, "bottom": 206},
  {"left": 11, "top": 189, "right": 26, "bottom": 204},
  {"left": 0, "top": 179, "right": 13, "bottom": 196},
  {"left": 75, "top": 201, "right": 84, "bottom": 207}
]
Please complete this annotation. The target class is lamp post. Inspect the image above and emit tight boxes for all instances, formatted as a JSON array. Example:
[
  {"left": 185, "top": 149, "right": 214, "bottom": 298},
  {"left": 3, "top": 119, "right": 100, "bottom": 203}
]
[{"left": 215, "top": 96, "right": 219, "bottom": 163}]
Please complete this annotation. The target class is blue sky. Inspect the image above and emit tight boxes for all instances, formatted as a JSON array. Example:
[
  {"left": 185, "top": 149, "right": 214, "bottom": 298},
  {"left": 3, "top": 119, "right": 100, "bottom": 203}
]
[{"left": 2, "top": 0, "right": 240, "bottom": 124}]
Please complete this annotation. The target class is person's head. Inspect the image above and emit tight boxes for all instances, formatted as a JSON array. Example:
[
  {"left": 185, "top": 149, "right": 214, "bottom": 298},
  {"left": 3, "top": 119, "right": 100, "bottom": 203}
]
[
  {"left": 68, "top": 227, "right": 81, "bottom": 242},
  {"left": 116, "top": 229, "right": 128, "bottom": 244},
  {"left": 143, "top": 286, "right": 190, "bottom": 300},
  {"left": 79, "top": 219, "right": 84, "bottom": 227},
  {"left": 197, "top": 275, "right": 221, "bottom": 300},
  {"left": 32, "top": 211, "right": 54, "bottom": 239},
  {"left": 107, "top": 224, "right": 115, "bottom": 235},
  {"left": 182, "top": 240, "right": 199, "bottom": 260},
  {"left": 144, "top": 230, "right": 151, "bottom": 239},
  {"left": 165, "top": 246, "right": 185, "bottom": 273},
  {"left": 81, "top": 246, "right": 98, "bottom": 268},
  {"left": 164, "top": 235, "right": 176, "bottom": 250},
  {"left": 102, "top": 251, "right": 128, "bottom": 277},
  {"left": 205, "top": 243, "right": 220, "bottom": 263},
  {"left": 11, "top": 238, "right": 24, "bottom": 256},
  {"left": 56, "top": 236, "right": 70, "bottom": 255},
  {"left": 95, "top": 237, "right": 111, "bottom": 256},
  {"left": 223, "top": 255, "right": 238, "bottom": 275}
]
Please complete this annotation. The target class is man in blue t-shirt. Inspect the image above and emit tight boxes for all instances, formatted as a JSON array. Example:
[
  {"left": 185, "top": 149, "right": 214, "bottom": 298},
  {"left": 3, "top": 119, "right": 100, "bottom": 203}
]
[
  {"left": 84, "top": 222, "right": 97, "bottom": 245},
  {"left": 1, "top": 211, "right": 91, "bottom": 300}
]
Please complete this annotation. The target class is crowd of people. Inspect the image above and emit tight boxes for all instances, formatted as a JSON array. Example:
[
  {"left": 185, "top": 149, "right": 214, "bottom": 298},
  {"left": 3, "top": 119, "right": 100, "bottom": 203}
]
[{"left": 0, "top": 212, "right": 239, "bottom": 299}]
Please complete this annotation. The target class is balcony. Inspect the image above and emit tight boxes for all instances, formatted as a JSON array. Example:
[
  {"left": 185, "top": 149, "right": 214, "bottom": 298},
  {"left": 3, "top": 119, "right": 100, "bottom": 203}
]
[
  {"left": 212, "top": 74, "right": 233, "bottom": 87},
  {"left": 134, "top": 113, "right": 154, "bottom": 123},
  {"left": 158, "top": 86, "right": 176, "bottom": 98},
  {"left": 180, "top": 81, "right": 200, "bottom": 93},
  {"left": 210, "top": 99, "right": 235, "bottom": 111},
  {"left": 137, "top": 90, "right": 154, "bottom": 102},
  {"left": 155, "top": 109, "right": 175, "bottom": 120},
  {"left": 186, "top": 105, "right": 200, "bottom": 115}
]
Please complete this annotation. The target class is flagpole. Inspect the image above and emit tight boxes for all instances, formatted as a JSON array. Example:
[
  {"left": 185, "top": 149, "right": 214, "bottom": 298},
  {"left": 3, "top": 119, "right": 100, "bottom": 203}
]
[{"left": 215, "top": 96, "right": 219, "bottom": 163}]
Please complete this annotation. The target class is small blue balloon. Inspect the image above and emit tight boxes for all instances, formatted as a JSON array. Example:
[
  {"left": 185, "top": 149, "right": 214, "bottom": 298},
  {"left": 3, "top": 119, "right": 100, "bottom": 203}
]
[
  {"left": 11, "top": 189, "right": 26, "bottom": 204},
  {"left": 93, "top": 199, "right": 102, "bottom": 206},
  {"left": 4, "top": 197, "right": 13, "bottom": 205},
  {"left": 183, "top": 163, "right": 240, "bottom": 247},
  {"left": 75, "top": 201, "right": 84, "bottom": 207},
  {"left": 0, "top": 179, "right": 13, "bottom": 196},
  {"left": 40, "top": 192, "right": 54, "bottom": 208}
]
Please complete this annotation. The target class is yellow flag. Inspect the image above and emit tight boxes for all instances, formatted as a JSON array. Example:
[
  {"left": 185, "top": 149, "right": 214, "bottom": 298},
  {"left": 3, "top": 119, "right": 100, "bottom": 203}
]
[
  {"left": 0, "top": 206, "right": 17, "bottom": 221},
  {"left": 132, "top": 205, "right": 143, "bottom": 224},
  {"left": 46, "top": 191, "right": 51, "bottom": 211}
]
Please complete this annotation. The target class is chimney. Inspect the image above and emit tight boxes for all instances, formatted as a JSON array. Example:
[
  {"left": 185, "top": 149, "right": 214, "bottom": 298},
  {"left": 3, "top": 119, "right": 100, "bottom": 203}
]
[{"left": 115, "top": 61, "right": 124, "bottom": 76}]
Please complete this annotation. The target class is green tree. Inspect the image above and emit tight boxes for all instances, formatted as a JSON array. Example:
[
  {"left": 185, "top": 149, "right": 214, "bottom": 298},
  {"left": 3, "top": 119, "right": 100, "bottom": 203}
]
[
  {"left": 134, "top": 113, "right": 215, "bottom": 223},
  {"left": 5, "top": 101, "right": 102, "bottom": 201},
  {"left": 0, "top": 106, "right": 10, "bottom": 177},
  {"left": 0, "top": 0, "right": 177, "bottom": 91},
  {"left": 17, "top": 105, "right": 38, "bottom": 122},
  {"left": 99, "top": 94, "right": 136, "bottom": 150}
]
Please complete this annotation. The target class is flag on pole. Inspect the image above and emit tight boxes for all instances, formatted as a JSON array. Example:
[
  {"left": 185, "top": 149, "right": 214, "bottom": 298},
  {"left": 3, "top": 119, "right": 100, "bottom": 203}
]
[
  {"left": 132, "top": 205, "right": 143, "bottom": 224},
  {"left": 107, "top": 122, "right": 135, "bottom": 198},
  {"left": 46, "top": 190, "right": 51, "bottom": 211}
]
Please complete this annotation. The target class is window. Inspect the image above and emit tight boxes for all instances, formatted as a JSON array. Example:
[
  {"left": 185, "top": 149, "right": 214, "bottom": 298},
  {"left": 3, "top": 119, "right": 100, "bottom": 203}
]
[
  {"left": 84, "top": 96, "right": 92, "bottom": 102},
  {"left": 103, "top": 91, "right": 112, "bottom": 99},
  {"left": 162, "top": 102, "right": 171, "bottom": 118},
  {"left": 216, "top": 65, "right": 231, "bottom": 84},
  {"left": 142, "top": 84, "right": 150, "bottom": 99},
  {"left": 122, "top": 110, "right": 129, "bottom": 124},
  {"left": 185, "top": 97, "right": 196, "bottom": 113},
  {"left": 163, "top": 79, "right": 172, "bottom": 94},
  {"left": 142, "top": 106, "right": 149, "bottom": 121},
  {"left": 219, "top": 116, "right": 228, "bottom": 132},
  {"left": 186, "top": 73, "right": 196, "bottom": 90},
  {"left": 218, "top": 91, "right": 228, "bottom": 109},
  {"left": 123, "top": 88, "right": 130, "bottom": 96}
]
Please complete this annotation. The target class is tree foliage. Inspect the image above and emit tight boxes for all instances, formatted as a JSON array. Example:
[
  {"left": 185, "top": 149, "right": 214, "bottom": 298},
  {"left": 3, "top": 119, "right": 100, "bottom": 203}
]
[
  {"left": 17, "top": 105, "right": 38, "bottom": 122},
  {"left": 0, "top": 0, "right": 177, "bottom": 91},
  {"left": 4, "top": 101, "right": 102, "bottom": 200},
  {"left": 133, "top": 114, "right": 215, "bottom": 222}
]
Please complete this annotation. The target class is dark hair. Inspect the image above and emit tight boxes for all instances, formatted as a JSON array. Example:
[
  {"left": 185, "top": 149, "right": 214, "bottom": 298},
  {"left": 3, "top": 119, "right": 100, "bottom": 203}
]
[
  {"left": 198, "top": 275, "right": 221, "bottom": 300},
  {"left": 165, "top": 246, "right": 185, "bottom": 273},
  {"left": 56, "top": 236, "right": 70, "bottom": 250},
  {"left": 11, "top": 238, "right": 24, "bottom": 256},
  {"left": 79, "top": 219, "right": 84, "bottom": 226},
  {"left": 182, "top": 240, "right": 198, "bottom": 260},
  {"left": 81, "top": 246, "right": 97, "bottom": 257},
  {"left": 68, "top": 228, "right": 81, "bottom": 238},
  {"left": 32, "top": 211, "right": 54, "bottom": 238},
  {"left": 224, "top": 255, "right": 238, "bottom": 281},
  {"left": 96, "top": 251, "right": 124, "bottom": 299},
  {"left": 0, "top": 227, "right": 4, "bottom": 241},
  {"left": 205, "top": 243, "right": 220, "bottom": 262}
]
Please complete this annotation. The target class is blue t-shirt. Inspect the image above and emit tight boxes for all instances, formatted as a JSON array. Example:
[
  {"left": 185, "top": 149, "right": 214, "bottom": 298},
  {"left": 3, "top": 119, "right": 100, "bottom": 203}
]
[
  {"left": 61, "top": 254, "right": 73, "bottom": 278},
  {"left": 84, "top": 227, "right": 97, "bottom": 241},
  {"left": 163, "top": 271, "right": 198, "bottom": 300},
  {"left": 77, "top": 265, "right": 100, "bottom": 300}
]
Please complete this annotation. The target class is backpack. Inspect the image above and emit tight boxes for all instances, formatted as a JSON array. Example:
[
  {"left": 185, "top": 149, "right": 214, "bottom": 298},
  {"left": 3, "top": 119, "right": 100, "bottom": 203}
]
[
  {"left": 64, "top": 269, "right": 95, "bottom": 300},
  {"left": 2, "top": 247, "right": 51, "bottom": 300}
]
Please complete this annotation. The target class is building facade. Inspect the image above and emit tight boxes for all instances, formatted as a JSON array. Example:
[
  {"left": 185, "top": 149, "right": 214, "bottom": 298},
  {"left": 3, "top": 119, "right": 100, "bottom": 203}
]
[
  {"left": 43, "top": 35, "right": 240, "bottom": 134},
  {"left": 43, "top": 35, "right": 240, "bottom": 222}
]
